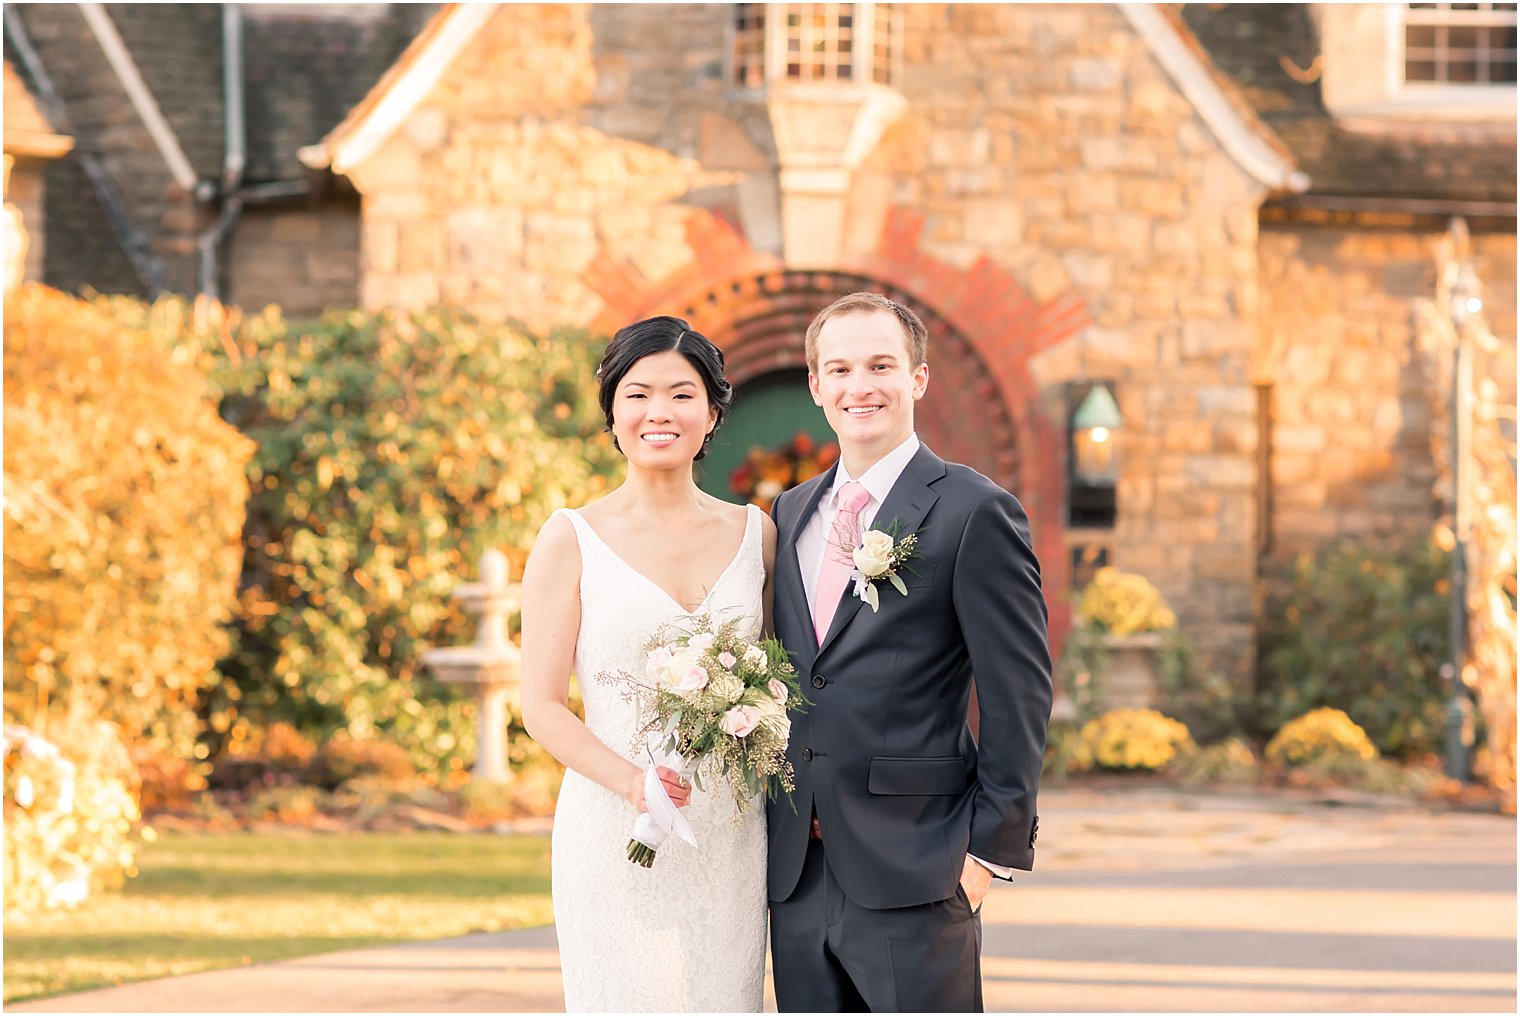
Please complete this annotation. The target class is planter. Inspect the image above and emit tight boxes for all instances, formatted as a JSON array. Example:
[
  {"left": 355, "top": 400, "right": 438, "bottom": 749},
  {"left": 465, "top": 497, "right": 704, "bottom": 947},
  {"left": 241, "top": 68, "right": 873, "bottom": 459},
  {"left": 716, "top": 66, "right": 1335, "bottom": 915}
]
[{"left": 1095, "top": 632, "right": 1164, "bottom": 711}]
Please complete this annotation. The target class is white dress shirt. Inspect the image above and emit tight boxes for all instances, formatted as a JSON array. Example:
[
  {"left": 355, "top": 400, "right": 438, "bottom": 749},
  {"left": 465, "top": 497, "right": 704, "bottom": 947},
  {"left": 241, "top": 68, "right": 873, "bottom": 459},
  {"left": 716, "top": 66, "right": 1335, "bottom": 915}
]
[{"left": 795, "top": 432, "right": 1015, "bottom": 882}]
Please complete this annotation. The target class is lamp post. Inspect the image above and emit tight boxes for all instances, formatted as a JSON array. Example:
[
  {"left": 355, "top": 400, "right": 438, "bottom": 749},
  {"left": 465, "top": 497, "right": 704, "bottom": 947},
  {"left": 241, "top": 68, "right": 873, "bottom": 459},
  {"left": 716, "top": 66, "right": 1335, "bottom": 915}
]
[{"left": 1443, "top": 263, "right": 1480, "bottom": 782}]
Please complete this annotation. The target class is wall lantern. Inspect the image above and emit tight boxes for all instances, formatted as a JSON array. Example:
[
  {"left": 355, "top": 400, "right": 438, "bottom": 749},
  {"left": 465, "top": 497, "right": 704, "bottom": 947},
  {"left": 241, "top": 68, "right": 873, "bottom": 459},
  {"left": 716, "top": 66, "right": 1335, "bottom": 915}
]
[{"left": 1071, "top": 383, "right": 1122, "bottom": 486}]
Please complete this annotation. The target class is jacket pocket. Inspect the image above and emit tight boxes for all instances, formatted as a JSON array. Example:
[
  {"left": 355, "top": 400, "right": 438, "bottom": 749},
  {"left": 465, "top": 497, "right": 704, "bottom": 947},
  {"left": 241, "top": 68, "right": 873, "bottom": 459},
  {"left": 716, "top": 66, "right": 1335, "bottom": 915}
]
[{"left": 867, "top": 755, "right": 970, "bottom": 795}]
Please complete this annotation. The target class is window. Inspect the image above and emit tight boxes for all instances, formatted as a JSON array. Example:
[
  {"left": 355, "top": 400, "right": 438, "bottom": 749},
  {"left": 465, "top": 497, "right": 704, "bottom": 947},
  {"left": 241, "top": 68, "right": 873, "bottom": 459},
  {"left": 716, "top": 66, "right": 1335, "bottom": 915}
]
[
  {"left": 731, "top": 3, "right": 902, "bottom": 91},
  {"left": 1403, "top": 3, "right": 1518, "bottom": 85}
]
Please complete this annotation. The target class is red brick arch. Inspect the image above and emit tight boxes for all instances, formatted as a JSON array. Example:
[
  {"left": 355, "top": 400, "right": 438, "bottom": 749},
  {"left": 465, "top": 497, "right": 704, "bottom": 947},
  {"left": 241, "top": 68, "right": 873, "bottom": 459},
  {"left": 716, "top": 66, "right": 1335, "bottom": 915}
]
[{"left": 585, "top": 206, "right": 1092, "bottom": 640}]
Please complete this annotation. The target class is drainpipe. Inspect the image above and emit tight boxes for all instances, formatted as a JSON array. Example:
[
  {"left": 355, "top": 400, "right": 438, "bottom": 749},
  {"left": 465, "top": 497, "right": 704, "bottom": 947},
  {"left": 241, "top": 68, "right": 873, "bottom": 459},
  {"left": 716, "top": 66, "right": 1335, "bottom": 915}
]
[
  {"left": 2, "top": 6, "right": 165, "bottom": 293},
  {"left": 197, "top": 2, "right": 245, "bottom": 305}
]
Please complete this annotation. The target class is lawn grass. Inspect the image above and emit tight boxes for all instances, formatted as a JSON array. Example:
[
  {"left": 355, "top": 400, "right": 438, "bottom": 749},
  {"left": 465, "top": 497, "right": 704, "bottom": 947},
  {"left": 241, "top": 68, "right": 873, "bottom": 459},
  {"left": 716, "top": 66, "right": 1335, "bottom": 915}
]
[{"left": 2, "top": 830, "right": 553, "bottom": 1003}]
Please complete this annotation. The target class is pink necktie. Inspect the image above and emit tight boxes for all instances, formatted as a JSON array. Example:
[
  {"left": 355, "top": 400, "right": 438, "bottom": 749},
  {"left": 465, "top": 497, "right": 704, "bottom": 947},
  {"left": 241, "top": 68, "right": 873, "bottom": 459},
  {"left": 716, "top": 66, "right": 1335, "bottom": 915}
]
[{"left": 813, "top": 481, "right": 872, "bottom": 643}]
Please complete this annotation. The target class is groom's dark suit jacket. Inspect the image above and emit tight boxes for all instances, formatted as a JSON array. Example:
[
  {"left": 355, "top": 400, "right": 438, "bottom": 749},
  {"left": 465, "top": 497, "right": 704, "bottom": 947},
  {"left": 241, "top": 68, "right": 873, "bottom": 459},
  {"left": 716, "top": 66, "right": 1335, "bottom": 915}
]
[{"left": 766, "top": 443, "right": 1052, "bottom": 911}]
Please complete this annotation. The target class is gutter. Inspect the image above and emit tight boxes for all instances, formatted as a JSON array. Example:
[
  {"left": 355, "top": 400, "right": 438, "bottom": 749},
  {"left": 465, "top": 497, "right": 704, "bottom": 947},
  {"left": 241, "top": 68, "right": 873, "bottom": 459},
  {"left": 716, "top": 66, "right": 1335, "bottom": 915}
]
[
  {"left": 197, "top": 3, "right": 245, "bottom": 305},
  {"left": 2, "top": 6, "right": 164, "bottom": 294}
]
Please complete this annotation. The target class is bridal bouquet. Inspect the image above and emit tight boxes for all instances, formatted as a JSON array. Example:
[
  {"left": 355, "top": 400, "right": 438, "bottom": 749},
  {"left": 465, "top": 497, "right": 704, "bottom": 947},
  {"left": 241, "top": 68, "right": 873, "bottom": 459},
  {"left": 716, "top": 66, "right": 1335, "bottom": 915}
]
[{"left": 597, "top": 614, "right": 802, "bottom": 867}]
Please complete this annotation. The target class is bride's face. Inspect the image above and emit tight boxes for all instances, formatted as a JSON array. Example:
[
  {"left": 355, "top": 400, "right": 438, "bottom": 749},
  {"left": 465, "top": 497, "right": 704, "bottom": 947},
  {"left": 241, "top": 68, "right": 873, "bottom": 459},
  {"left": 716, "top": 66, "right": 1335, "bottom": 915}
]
[{"left": 612, "top": 350, "right": 718, "bottom": 468}]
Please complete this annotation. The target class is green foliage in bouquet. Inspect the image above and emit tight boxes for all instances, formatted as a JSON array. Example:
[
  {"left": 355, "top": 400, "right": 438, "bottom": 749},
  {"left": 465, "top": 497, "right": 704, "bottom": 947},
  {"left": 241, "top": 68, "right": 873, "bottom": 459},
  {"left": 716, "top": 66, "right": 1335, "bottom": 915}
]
[
  {"left": 4, "top": 719, "right": 146, "bottom": 917},
  {"left": 1257, "top": 538, "right": 1451, "bottom": 760},
  {"left": 3, "top": 285, "right": 254, "bottom": 759}
]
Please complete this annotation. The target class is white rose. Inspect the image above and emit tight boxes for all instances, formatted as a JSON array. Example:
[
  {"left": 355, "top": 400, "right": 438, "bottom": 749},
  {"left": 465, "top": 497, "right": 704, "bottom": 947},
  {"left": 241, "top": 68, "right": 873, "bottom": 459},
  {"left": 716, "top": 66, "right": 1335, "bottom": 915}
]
[
  {"left": 660, "top": 648, "right": 709, "bottom": 695},
  {"left": 720, "top": 705, "right": 763, "bottom": 738},
  {"left": 687, "top": 633, "right": 715, "bottom": 651},
  {"left": 742, "top": 645, "right": 768, "bottom": 668},
  {"left": 852, "top": 530, "right": 895, "bottom": 577},
  {"left": 767, "top": 678, "right": 789, "bottom": 705}
]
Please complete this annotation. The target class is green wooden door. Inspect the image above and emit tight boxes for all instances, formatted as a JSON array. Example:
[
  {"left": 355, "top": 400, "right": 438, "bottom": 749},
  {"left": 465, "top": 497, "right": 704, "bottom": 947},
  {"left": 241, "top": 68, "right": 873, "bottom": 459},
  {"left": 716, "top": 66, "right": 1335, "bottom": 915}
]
[{"left": 698, "top": 369, "right": 837, "bottom": 504}]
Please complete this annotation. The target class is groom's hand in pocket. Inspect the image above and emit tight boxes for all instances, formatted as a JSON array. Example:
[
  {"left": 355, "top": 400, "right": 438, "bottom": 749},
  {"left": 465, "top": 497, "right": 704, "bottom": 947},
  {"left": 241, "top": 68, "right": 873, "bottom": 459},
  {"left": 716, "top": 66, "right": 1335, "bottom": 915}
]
[{"left": 960, "top": 855, "right": 994, "bottom": 911}]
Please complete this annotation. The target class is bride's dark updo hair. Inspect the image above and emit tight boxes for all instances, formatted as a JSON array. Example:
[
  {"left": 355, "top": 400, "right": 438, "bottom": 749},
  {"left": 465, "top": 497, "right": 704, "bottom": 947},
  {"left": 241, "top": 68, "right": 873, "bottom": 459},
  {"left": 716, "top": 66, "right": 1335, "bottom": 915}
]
[{"left": 596, "top": 315, "right": 734, "bottom": 461}]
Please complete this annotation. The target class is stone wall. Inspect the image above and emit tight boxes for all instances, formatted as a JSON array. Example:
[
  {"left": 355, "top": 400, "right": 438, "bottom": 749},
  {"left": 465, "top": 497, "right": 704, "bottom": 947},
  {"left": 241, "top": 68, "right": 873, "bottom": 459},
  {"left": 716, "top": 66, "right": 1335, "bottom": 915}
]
[
  {"left": 1258, "top": 223, "right": 1517, "bottom": 569},
  {"left": 226, "top": 200, "right": 361, "bottom": 318},
  {"left": 870, "top": 4, "right": 1269, "bottom": 681},
  {"left": 351, "top": 4, "right": 738, "bottom": 333}
]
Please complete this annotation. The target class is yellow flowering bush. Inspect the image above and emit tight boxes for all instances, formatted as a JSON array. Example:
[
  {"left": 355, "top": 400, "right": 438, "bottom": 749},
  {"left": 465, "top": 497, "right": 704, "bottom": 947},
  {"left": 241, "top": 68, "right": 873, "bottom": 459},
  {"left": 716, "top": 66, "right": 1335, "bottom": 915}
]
[
  {"left": 1076, "top": 568, "right": 1178, "bottom": 635},
  {"left": 1266, "top": 708, "right": 1379, "bottom": 768},
  {"left": 1075, "top": 708, "right": 1194, "bottom": 771},
  {"left": 3, "top": 718, "right": 146, "bottom": 916}
]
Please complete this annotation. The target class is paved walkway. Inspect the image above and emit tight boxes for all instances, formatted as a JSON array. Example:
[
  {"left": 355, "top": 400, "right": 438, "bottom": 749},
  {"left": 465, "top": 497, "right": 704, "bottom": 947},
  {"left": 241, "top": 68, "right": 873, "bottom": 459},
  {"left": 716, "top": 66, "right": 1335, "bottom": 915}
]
[{"left": 11, "top": 788, "right": 1516, "bottom": 1013}]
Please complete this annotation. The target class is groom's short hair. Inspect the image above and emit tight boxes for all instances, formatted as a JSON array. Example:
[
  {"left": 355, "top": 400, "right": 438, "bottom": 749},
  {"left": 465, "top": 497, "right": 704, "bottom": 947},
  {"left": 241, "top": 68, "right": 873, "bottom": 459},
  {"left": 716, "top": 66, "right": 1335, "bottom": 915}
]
[{"left": 805, "top": 292, "right": 929, "bottom": 372}]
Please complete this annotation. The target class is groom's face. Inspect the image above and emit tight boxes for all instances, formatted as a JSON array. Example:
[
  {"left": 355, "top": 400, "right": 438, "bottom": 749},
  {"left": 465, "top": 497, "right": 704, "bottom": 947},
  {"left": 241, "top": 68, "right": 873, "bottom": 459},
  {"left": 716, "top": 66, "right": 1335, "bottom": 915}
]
[{"left": 808, "top": 309, "right": 928, "bottom": 460}]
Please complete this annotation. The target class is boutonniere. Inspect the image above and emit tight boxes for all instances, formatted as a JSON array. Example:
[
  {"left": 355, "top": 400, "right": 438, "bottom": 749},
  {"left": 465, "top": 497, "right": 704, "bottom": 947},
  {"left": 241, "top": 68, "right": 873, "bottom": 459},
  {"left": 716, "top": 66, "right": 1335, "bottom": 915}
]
[{"left": 848, "top": 521, "right": 921, "bottom": 612}]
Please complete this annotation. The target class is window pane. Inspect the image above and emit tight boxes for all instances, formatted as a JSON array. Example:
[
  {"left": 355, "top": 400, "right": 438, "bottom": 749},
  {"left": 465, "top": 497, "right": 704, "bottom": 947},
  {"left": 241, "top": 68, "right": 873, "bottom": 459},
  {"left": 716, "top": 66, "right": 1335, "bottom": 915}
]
[
  {"left": 1406, "top": 58, "right": 1440, "bottom": 79},
  {"left": 1491, "top": 55, "right": 1518, "bottom": 79},
  {"left": 1407, "top": 23, "right": 1439, "bottom": 46},
  {"left": 1449, "top": 57, "right": 1482, "bottom": 79},
  {"left": 1451, "top": 24, "right": 1481, "bottom": 46}
]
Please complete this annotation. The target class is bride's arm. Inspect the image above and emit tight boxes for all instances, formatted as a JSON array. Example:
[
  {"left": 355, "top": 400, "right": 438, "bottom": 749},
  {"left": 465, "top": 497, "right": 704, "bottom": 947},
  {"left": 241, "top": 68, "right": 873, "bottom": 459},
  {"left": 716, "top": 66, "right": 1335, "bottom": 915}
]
[
  {"left": 519, "top": 513, "right": 688, "bottom": 811},
  {"left": 759, "top": 511, "right": 778, "bottom": 637}
]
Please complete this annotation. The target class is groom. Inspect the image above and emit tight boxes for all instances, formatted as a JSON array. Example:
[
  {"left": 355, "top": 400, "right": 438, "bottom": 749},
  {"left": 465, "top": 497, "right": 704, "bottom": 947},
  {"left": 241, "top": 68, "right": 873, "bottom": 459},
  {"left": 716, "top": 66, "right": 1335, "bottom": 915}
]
[{"left": 766, "top": 293, "right": 1052, "bottom": 1012}]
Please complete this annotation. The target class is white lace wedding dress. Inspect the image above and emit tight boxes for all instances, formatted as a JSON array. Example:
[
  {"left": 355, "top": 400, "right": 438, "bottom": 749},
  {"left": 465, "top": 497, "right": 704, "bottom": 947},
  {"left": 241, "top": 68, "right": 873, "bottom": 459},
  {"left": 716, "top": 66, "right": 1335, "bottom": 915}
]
[{"left": 550, "top": 505, "right": 768, "bottom": 1013}]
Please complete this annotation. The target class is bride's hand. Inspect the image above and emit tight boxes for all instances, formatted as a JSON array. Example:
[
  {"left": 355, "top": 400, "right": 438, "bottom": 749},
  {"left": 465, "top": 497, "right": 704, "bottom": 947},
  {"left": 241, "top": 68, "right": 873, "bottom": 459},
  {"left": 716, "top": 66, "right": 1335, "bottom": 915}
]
[{"left": 621, "top": 765, "right": 693, "bottom": 811}]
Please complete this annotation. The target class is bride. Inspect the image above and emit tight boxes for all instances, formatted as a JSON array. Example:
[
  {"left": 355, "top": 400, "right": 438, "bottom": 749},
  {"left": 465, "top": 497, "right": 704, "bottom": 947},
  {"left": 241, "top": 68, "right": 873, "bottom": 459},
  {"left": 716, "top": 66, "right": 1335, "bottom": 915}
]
[{"left": 520, "top": 316, "right": 775, "bottom": 1012}]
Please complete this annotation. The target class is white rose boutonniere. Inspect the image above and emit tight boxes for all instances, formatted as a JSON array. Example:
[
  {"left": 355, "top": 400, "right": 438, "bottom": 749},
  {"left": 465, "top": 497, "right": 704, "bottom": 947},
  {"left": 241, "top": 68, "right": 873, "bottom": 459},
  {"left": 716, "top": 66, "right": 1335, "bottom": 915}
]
[{"left": 847, "top": 521, "right": 921, "bottom": 612}]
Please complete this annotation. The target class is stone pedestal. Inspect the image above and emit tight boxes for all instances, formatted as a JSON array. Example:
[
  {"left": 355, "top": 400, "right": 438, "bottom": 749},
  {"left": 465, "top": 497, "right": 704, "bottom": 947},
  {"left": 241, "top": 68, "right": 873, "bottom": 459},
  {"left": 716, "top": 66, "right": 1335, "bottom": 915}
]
[
  {"left": 1097, "top": 632, "right": 1163, "bottom": 710},
  {"left": 423, "top": 549, "right": 521, "bottom": 784}
]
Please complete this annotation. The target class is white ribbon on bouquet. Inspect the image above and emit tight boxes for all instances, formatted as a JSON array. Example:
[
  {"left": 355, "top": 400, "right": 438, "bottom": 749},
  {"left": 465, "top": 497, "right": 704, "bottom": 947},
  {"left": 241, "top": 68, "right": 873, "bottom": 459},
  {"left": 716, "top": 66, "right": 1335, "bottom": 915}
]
[{"left": 629, "top": 739, "right": 698, "bottom": 853}]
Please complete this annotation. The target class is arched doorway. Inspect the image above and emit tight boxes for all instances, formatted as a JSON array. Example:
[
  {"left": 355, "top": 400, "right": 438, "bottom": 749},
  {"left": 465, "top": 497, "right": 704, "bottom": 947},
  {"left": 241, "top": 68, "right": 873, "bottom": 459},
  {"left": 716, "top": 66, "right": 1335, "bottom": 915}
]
[
  {"left": 698, "top": 368, "right": 837, "bottom": 505},
  {"left": 678, "top": 270, "right": 1023, "bottom": 502}
]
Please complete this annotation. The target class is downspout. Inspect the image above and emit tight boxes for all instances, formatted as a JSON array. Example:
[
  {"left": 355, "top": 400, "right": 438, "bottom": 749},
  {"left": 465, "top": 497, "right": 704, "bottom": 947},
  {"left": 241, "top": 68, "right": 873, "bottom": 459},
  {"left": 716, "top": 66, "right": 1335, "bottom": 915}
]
[
  {"left": 197, "top": 2, "right": 245, "bottom": 305},
  {"left": 2, "top": 6, "right": 165, "bottom": 294}
]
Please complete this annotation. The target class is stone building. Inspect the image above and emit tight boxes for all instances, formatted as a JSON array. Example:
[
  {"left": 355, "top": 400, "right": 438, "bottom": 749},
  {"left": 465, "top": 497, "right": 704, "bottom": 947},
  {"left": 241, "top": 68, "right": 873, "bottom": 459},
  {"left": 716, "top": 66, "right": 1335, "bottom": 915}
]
[{"left": 7, "top": 3, "right": 1516, "bottom": 682}]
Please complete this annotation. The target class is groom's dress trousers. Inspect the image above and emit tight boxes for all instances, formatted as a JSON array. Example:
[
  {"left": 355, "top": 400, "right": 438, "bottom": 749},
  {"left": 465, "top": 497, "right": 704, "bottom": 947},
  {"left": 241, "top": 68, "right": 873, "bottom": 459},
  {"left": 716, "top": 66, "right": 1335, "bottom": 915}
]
[{"left": 766, "top": 438, "right": 1053, "bottom": 1013}]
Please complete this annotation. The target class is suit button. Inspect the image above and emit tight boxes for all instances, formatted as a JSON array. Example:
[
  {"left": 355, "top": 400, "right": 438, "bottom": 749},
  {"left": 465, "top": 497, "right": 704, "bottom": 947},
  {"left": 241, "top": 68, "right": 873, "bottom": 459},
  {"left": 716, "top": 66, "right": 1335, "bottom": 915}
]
[
  {"left": 801, "top": 748, "right": 814, "bottom": 762},
  {"left": 811, "top": 674, "right": 827, "bottom": 689}
]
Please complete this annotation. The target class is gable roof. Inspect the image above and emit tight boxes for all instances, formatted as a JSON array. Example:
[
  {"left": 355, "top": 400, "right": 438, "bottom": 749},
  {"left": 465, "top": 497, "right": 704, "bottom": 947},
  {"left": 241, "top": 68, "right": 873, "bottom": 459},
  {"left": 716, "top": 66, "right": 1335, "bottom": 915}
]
[
  {"left": 1182, "top": 3, "right": 1517, "bottom": 211},
  {"left": 297, "top": 3, "right": 497, "bottom": 174},
  {"left": 3, "top": 59, "right": 71, "bottom": 158}
]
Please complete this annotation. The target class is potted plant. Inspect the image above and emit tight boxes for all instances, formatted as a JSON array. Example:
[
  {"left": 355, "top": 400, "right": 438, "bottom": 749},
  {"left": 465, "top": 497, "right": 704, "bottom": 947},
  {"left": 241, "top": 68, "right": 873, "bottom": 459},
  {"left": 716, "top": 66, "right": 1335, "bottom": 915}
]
[{"left": 1063, "top": 567, "right": 1179, "bottom": 713}]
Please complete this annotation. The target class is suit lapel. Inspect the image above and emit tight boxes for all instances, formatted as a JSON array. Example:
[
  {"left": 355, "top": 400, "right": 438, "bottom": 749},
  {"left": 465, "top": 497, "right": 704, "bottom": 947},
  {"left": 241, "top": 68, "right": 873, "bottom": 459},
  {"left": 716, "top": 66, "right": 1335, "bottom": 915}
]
[{"left": 816, "top": 444, "right": 946, "bottom": 657}]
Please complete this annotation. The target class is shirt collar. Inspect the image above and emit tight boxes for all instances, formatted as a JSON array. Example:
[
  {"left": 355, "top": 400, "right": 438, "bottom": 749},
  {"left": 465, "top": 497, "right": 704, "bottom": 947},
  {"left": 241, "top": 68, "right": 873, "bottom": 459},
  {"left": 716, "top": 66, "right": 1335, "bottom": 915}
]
[{"left": 828, "top": 433, "right": 921, "bottom": 509}]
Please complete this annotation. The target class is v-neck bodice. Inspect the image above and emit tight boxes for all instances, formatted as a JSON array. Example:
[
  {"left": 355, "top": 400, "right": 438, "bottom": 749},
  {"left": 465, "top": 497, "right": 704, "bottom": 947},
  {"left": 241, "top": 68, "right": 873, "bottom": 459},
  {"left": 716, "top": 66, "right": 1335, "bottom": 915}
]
[
  {"left": 553, "top": 503, "right": 765, "bottom": 757},
  {"left": 567, "top": 505, "right": 758, "bottom": 616}
]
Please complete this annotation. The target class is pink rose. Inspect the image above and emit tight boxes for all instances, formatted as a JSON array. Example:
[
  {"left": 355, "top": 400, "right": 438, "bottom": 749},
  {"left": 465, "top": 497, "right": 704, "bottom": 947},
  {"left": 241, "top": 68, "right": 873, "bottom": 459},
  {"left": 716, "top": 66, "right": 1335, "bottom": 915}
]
[
  {"left": 688, "top": 633, "right": 715, "bottom": 651},
  {"left": 767, "top": 678, "right": 788, "bottom": 704},
  {"left": 720, "top": 704, "right": 762, "bottom": 738},
  {"left": 717, "top": 651, "right": 737, "bottom": 669},
  {"left": 670, "top": 662, "right": 709, "bottom": 695}
]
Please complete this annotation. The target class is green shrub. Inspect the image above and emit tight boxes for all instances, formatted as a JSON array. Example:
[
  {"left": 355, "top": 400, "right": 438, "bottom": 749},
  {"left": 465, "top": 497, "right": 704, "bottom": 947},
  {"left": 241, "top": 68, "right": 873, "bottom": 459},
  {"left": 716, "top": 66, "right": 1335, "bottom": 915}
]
[
  {"left": 1257, "top": 538, "right": 1451, "bottom": 760},
  {"left": 2, "top": 285, "right": 253, "bottom": 757},
  {"left": 1073, "top": 708, "right": 1193, "bottom": 772},
  {"left": 116, "top": 300, "right": 622, "bottom": 778},
  {"left": 1266, "top": 707, "right": 1379, "bottom": 767},
  {"left": 3, "top": 719, "right": 144, "bottom": 916}
]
